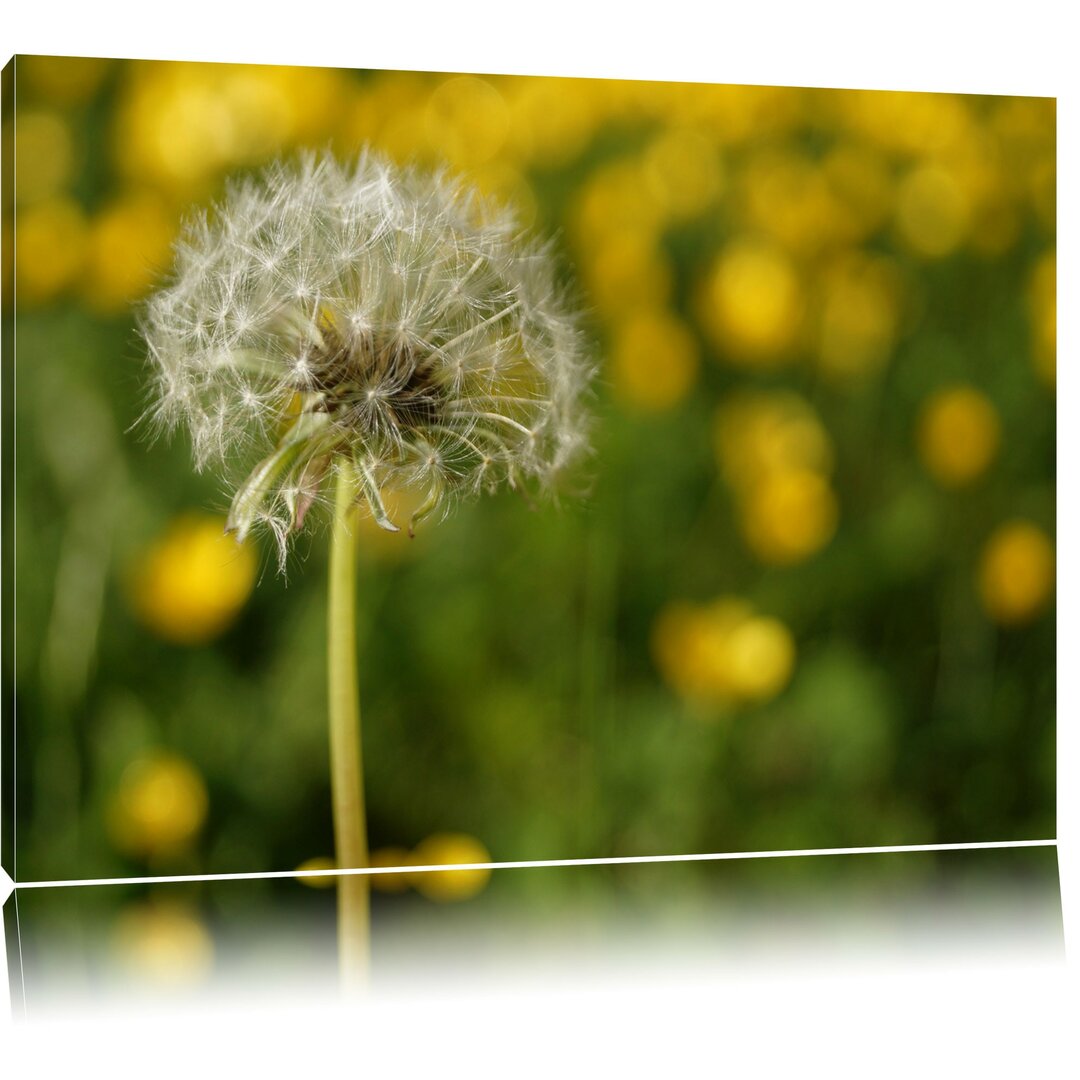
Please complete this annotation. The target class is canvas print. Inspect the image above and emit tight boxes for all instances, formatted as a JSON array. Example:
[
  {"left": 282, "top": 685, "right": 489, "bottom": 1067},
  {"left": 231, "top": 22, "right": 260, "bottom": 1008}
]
[{"left": 1, "top": 56, "right": 1057, "bottom": 997}]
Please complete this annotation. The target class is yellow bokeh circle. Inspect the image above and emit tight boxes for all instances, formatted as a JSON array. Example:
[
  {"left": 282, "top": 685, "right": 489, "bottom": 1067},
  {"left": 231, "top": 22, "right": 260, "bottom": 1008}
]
[
  {"left": 129, "top": 514, "right": 258, "bottom": 645},
  {"left": 15, "top": 197, "right": 88, "bottom": 305},
  {"left": 714, "top": 392, "right": 834, "bottom": 490},
  {"left": 739, "top": 468, "right": 839, "bottom": 565},
  {"left": 80, "top": 192, "right": 177, "bottom": 313},
  {"left": 977, "top": 520, "right": 1054, "bottom": 626},
  {"left": 652, "top": 598, "right": 796, "bottom": 708},
  {"left": 610, "top": 308, "right": 700, "bottom": 411},
  {"left": 295, "top": 855, "right": 337, "bottom": 889},
  {"left": 917, "top": 385, "right": 1000, "bottom": 487},
  {"left": 895, "top": 164, "right": 970, "bottom": 258},
  {"left": 699, "top": 239, "right": 803, "bottom": 364},
  {"left": 411, "top": 833, "right": 492, "bottom": 902},
  {"left": 15, "top": 109, "right": 75, "bottom": 205},
  {"left": 107, "top": 753, "right": 209, "bottom": 857},
  {"left": 368, "top": 846, "right": 416, "bottom": 893}
]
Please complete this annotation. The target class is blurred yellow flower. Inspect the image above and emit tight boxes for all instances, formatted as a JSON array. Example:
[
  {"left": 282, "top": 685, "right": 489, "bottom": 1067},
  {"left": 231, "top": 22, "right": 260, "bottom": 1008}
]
[
  {"left": 114, "top": 62, "right": 350, "bottom": 193},
  {"left": 714, "top": 392, "right": 838, "bottom": 564},
  {"left": 571, "top": 160, "right": 666, "bottom": 247},
  {"left": 107, "top": 752, "right": 209, "bottom": 858},
  {"left": 580, "top": 229, "right": 673, "bottom": 317},
  {"left": 992, "top": 97, "right": 1056, "bottom": 163},
  {"left": 895, "top": 163, "right": 971, "bottom": 258},
  {"left": 609, "top": 308, "right": 699, "bottom": 411},
  {"left": 960, "top": 141, "right": 1020, "bottom": 257},
  {"left": 503, "top": 77, "right": 599, "bottom": 167},
  {"left": 642, "top": 127, "right": 724, "bottom": 222},
  {"left": 111, "top": 901, "right": 214, "bottom": 987},
  {"left": 14, "top": 197, "right": 88, "bottom": 305},
  {"left": 341, "top": 74, "right": 420, "bottom": 153},
  {"left": 698, "top": 84, "right": 804, "bottom": 146},
  {"left": 369, "top": 846, "right": 415, "bottom": 894},
  {"left": 840, "top": 90, "right": 972, "bottom": 159},
  {"left": 817, "top": 252, "right": 903, "bottom": 379},
  {"left": 15, "top": 109, "right": 75, "bottom": 205},
  {"left": 1028, "top": 251, "right": 1056, "bottom": 386},
  {"left": 977, "top": 520, "right": 1054, "bottom": 626},
  {"left": 80, "top": 191, "right": 177, "bottom": 313},
  {"left": 714, "top": 391, "right": 834, "bottom": 489},
  {"left": 698, "top": 238, "right": 803, "bottom": 364},
  {"left": 296, "top": 855, "right": 337, "bottom": 889},
  {"left": 917, "top": 385, "right": 1001, "bottom": 487},
  {"left": 742, "top": 149, "right": 846, "bottom": 257},
  {"left": 740, "top": 468, "right": 839, "bottom": 565},
  {"left": 20, "top": 55, "right": 112, "bottom": 106},
  {"left": 652, "top": 598, "right": 795, "bottom": 707},
  {"left": 821, "top": 143, "right": 894, "bottom": 242},
  {"left": 725, "top": 616, "right": 798, "bottom": 703},
  {"left": 411, "top": 833, "right": 492, "bottom": 902},
  {"left": 424, "top": 75, "right": 509, "bottom": 167},
  {"left": 129, "top": 514, "right": 258, "bottom": 645}
]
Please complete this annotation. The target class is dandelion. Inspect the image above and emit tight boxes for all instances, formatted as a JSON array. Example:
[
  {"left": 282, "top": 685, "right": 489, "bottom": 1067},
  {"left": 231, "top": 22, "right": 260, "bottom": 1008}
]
[
  {"left": 140, "top": 150, "right": 591, "bottom": 569},
  {"left": 139, "top": 149, "right": 592, "bottom": 990}
]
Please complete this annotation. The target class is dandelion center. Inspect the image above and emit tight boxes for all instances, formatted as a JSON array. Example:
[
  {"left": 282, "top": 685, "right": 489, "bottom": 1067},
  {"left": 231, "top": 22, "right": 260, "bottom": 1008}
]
[{"left": 306, "top": 313, "right": 444, "bottom": 437}]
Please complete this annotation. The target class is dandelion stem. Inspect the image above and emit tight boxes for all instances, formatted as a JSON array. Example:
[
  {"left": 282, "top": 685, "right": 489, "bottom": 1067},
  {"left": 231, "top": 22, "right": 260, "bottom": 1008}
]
[{"left": 328, "top": 460, "right": 370, "bottom": 991}]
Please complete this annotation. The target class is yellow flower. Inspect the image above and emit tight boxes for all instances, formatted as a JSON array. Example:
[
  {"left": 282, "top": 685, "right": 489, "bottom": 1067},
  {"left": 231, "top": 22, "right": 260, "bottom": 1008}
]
[
  {"left": 423, "top": 75, "right": 509, "bottom": 168},
  {"left": 114, "top": 62, "right": 350, "bottom": 193},
  {"left": 821, "top": 143, "right": 894, "bottom": 243},
  {"left": 652, "top": 598, "right": 795, "bottom": 708},
  {"left": 917, "top": 386, "right": 1000, "bottom": 487},
  {"left": 368, "top": 846, "right": 415, "bottom": 893},
  {"left": 15, "top": 109, "right": 75, "bottom": 205},
  {"left": 107, "top": 753, "right": 209, "bottom": 857},
  {"left": 14, "top": 197, "right": 87, "bottom": 306},
  {"left": 698, "top": 238, "right": 803, "bottom": 365},
  {"left": 609, "top": 308, "right": 699, "bottom": 411},
  {"left": 580, "top": 229, "right": 673, "bottom": 318},
  {"left": 411, "top": 833, "right": 492, "bottom": 902},
  {"left": 895, "top": 163, "right": 971, "bottom": 258},
  {"left": 713, "top": 392, "right": 838, "bottom": 565},
  {"left": 295, "top": 855, "right": 337, "bottom": 889},
  {"left": 128, "top": 514, "right": 257, "bottom": 645},
  {"left": 571, "top": 160, "right": 666, "bottom": 248},
  {"left": 740, "top": 468, "right": 838, "bottom": 565},
  {"left": 641, "top": 127, "right": 724, "bottom": 222},
  {"left": 742, "top": 149, "right": 847, "bottom": 258},
  {"left": 725, "top": 616, "right": 797, "bottom": 703},
  {"left": 111, "top": 901, "right": 214, "bottom": 987},
  {"left": 977, "top": 520, "right": 1054, "bottom": 626},
  {"left": 80, "top": 191, "right": 177, "bottom": 313},
  {"left": 839, "top": 90, "right": 972, "bottom": 159},
  {"left": 503, "top": 77, "right": 599, "bottom": 167},
  {"left": 817, "top": 252, "right": 903, "bottom": 379},
  {"left": 714, "top": 391, "right": 834, "bottom": 489}
]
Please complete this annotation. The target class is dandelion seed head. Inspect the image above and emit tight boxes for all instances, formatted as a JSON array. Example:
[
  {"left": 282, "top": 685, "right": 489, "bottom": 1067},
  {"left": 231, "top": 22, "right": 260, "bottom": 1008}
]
[{"left": 140, "top": 150, "right": 593, "bottom": 567}]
